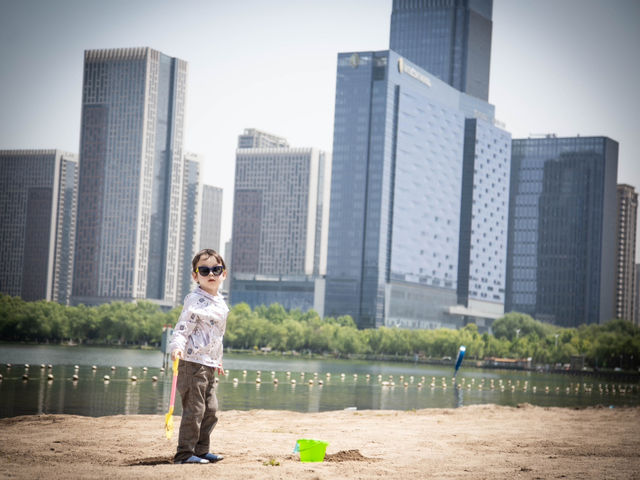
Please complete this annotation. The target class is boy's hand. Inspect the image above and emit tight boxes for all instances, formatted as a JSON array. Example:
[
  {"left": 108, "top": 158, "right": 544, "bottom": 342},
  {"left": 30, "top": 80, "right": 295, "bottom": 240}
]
[
  {"left": 171, "top": 350, "right": 183, "bottom": 361},
  {"left": 216, "top": 366, "right": 225, "bottom": 376}
]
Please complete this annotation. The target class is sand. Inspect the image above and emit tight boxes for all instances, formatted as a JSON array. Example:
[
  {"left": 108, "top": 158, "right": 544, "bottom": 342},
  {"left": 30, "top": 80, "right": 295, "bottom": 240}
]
[{"left": 0, "top": 405, "right": 638, "bottom": 479}]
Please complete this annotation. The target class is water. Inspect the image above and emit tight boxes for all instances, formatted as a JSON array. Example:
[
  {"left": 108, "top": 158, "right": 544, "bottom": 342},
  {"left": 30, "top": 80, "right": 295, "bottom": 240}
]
[{"left": 0, "top": 344, "right": 638, "bottom": 417}]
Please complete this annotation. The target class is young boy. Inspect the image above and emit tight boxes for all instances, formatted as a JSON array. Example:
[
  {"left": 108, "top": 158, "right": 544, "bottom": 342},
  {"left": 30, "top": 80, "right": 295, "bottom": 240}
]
[{"left": 169, "top": 248, "right": 229, "bottom": 464}]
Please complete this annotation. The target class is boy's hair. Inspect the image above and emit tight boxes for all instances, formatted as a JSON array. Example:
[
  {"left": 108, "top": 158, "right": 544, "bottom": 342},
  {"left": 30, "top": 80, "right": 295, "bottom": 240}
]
[{"left": 191, "top": 248, "right": 226, "bottom": 272}]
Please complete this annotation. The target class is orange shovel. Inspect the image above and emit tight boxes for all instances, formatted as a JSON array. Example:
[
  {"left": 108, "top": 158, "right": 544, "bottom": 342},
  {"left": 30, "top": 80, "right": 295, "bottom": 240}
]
[{"left": 164, "top": 357, "right": 179, "bottom": 439}]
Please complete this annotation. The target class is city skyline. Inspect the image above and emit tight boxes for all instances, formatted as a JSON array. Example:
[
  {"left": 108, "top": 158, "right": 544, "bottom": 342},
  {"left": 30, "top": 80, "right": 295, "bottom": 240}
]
[{"left": 1, "top": 0, "right": 638, "bottom": 259}]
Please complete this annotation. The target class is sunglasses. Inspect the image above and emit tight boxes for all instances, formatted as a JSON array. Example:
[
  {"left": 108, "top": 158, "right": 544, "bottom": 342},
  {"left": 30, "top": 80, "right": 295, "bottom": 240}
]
[{"left": 196, "top": 265, "right": 225, "bottom": 277}]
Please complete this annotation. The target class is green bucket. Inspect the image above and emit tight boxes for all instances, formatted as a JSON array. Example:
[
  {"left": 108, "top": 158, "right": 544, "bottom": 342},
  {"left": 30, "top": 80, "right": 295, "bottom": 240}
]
[{"left": 297, "top": 439, "right": 329, "bottom": 462}]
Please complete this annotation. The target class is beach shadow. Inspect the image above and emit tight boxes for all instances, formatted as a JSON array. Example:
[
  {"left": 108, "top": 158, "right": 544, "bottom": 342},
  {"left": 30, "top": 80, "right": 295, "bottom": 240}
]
[
  {"left": 126, "top": 456, "right": 173, "bottom": 466},
  {"left": 127, "top": 449, "right": 378, "bottom": 466}
]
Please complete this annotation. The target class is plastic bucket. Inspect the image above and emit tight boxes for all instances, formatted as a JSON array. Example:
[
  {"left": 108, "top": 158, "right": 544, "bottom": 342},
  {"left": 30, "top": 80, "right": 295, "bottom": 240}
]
[{"left": 297, "top": 439, "right": 329, "bottom": 462}]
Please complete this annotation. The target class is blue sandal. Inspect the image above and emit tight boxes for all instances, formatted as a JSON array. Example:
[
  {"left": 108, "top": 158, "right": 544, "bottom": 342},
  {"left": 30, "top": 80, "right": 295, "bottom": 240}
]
[
  {"left": 178, "top": 455, "right": 209, "bottom": 464},
  {"left": 198, "top": 453, "right": 224, "bottom": 462}
]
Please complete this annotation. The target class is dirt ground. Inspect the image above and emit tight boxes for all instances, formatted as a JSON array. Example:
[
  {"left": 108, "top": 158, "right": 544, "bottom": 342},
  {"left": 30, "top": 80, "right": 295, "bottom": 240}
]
[{"left": 1, "top": 404, "right": 638, "bottom": 479}]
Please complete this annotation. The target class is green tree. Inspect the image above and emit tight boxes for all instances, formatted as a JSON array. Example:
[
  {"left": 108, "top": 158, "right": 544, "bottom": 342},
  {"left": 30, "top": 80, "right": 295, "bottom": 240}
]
[{"left": 492, "top": 312, "right": 551, "bottom": 341}]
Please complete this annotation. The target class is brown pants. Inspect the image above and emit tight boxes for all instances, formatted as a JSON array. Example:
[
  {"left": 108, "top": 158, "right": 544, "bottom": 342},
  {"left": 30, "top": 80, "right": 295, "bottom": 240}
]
[{"left": 174, "top": 360, "right": 219, "bottom": 463}]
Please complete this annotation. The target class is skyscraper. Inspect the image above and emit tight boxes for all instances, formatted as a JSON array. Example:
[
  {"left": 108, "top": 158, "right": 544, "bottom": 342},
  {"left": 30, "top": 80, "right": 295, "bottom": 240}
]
[
  {"left": 390, "top": 0, "right": 493, "bottom": 101},
  {"left": 199, "top": 184, "right": 223, "bottom": 253},
  {"left": 237, "top": 128, "right": 289, "bottom": 149},
  {"left": 636, "top": 264, "right": 640, "bottom": 326},
  {"left": 72, "top": 47, "right": 187, "bottom": 307},
  {"left": 324, "top": 51, "right": 510, "bottom": 330},
  {"left": 230, "top": 129, "right": 330, "bottom": 312},
  {"left": 0, "top": 149, "right": 78, "bottom": 303},
  {"left": 615, "top": 184, "right": 637, "bottom": 322},
  {"left": 506, "top": 136, "right": 618, "bottom": 327},
  {"left": 178, "top": 152, "right": 202, "bottom": 301}
]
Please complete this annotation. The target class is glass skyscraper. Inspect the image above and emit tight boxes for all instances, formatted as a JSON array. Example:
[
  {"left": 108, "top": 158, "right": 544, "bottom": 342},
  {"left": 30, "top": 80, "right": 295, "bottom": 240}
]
[
  {"left": 72, "top": 47, "right": 187, "bottom": 307},
  {"left": 506, "top": 136, "right": 618, "bottom": 327},
  {"left": 230, "top": 129, "right": 329, "bottom": 312},
  {"left": 325, "top": 51, "right": 510, "bottom": 329},
  {"left": 0, "top": 149, "right": 78, "bottom": 304},
  {"left": 390, "top": 0, "right": 493, "bottom": 101}
]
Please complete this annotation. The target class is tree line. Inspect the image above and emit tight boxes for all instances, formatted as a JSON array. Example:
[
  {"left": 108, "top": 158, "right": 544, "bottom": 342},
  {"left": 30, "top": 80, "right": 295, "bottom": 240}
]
[{"left": 1, "top": 294, "right": 639, "bottom": 370}]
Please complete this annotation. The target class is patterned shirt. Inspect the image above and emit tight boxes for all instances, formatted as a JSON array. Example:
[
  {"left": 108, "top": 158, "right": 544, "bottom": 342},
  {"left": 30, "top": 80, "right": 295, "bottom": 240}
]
[{"left": 169, "top": 287, "right": 229, "bottom": 368}]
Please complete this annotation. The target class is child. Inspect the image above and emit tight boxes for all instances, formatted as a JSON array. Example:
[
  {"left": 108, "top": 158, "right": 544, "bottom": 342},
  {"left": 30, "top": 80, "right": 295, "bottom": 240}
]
[{"left": 169, "top": 248, "right": 229, "bottom": 464}]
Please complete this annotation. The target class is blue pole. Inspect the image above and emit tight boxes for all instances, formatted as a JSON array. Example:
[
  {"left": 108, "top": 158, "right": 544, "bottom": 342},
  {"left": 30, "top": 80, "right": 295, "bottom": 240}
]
[{"left": 454, "top": 345, "right": 466, "bottom": 377}]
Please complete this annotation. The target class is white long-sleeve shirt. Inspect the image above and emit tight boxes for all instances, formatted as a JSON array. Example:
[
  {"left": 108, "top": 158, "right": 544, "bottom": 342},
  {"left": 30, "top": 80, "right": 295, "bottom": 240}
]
[{"left": 169, "top": 287, "right": 229, "bottom": 368}]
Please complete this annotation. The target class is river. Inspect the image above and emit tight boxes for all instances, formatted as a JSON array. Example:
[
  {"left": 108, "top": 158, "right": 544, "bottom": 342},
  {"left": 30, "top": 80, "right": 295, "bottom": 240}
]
[{"left": 0, "top": 344, "right": 637, "bottom": 417}]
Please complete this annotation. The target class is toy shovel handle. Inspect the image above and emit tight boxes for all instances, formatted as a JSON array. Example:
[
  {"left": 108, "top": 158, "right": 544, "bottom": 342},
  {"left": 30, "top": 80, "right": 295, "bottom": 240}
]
[{"left": 169, "top": 357, "right": 179, "bottom": 409}]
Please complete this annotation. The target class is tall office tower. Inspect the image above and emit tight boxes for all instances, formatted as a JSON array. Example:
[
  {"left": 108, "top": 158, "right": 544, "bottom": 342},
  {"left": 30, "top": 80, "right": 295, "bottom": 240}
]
[
  {"left": 325, "top": 51, "right": 510, "bottom": 330},
  {"left": 72, "top": 47, "right": 187, "bottom": 307},
  {"left": 223, "top": 238, "right": 232, "bottom": 295},
  {"left": 224, "top": 239, "right": 232, "bottom": 270},
  {"left": 636, "top": 264, "right": 640, "bottom": 326},
  {"left": 230, "top": 130, "right": 330, "bottom": 312},
  {"left": 177, "top": 152, "right": 202, "bottom": 301},
  {"left": 199, "top": 184, "right": 223, "bottom": 252},
  {"left": 615, "top": 184, "right": 637, "bottom": 322},
  {"left": 0, "top": 150, "right": 78, "bottom": 303},
  {"left": 390, "top": 0, "right": 493, "bottom": 101},
  {"left": 506, "top": 136, "right": 618, "bottom": 327},
  {"left": 237, "top": 128, "right": 289, "bottom": 149}
]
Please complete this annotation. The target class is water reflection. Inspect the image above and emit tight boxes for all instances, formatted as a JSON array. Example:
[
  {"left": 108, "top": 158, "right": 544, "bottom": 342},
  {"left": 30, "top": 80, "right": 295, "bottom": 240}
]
[{"left": 452, "top": 380, "right": 464, "bottom": 408}]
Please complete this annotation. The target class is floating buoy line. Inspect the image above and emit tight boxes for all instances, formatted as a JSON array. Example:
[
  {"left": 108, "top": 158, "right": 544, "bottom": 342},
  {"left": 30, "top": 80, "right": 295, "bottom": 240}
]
[{"left": 0, "top": 364, "right": 637, "bottom": 400}]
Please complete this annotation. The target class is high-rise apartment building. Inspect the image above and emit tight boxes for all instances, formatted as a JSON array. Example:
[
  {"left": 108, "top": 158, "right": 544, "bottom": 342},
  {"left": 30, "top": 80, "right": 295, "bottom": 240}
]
[
  {"left": 177, "top": 152, "right": 202, "bottom": 301},
  {"left": 390, "top": 0, "right": 493, "bottom": 101},
  {"left": 72, "top": 47, "right": 187, "bottom": 307},
  {"left": 636, "top": 264, "right": 640, "bottom": 326},
  {"left": 506, "top": 136, "right": 618, "bottom": 327},
  {"left": 237, "top": 128, "right": 289, "bottom": 149},
  {"left": 615, "top": 184, "right": 637, "bottom": 322},
  {"left": 0, "top": 150, "right": 78, "bottom": 303},
  {"left": 199, "top": 184, "right": 223, "bottom": 253},
  {"left": 230, "top": 129, "right": 330, "bottom": 312},
  {"left": 324, "top": 51, "right": 510, "bottom": 330}
]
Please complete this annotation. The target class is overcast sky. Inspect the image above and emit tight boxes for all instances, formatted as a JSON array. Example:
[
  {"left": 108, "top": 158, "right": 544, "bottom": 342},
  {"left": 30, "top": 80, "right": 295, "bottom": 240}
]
[{"left": 1, "top": 0, "right": 638, "bottom": 258}]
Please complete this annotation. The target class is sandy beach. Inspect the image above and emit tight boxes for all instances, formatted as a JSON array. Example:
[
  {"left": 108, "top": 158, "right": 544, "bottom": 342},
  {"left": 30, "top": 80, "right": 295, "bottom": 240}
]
[{"left": 0, "top": 404, "right": 638, "bottom": 479}]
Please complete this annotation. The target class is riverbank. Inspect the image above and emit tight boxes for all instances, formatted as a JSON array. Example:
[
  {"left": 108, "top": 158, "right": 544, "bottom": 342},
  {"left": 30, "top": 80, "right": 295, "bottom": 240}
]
[{"left": 1, "top": 405, "right": 638, "bottom": 479}]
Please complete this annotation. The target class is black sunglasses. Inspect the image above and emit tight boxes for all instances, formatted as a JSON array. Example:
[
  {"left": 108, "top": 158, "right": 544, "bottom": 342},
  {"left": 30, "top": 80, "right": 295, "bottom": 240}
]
[{"left": 196, "top": 265, "right": 225, "bottom": 276}]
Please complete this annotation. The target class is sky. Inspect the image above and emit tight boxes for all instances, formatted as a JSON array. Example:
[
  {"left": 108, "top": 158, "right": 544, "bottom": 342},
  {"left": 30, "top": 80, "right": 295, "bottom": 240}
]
[{"left": 1, "top": 0, "right": 639, "bottom": 259}]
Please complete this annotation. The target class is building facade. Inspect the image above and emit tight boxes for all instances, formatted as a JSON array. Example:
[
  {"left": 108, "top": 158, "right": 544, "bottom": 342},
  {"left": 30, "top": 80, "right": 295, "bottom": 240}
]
[
  {"left": 324, "top": 51, "right": 510, "bottom": 330},
  {"left": 505, "top": 136, "right": 618, "bottom": 327},
  {"left": 237, "top": 128, "right": 289, "bottom": 149},
  {"left": 636, "top": 264, "right": 640, "bottom": 326},
  {"left": 0, "top": 149, "right": 78, "bottom": 303},
  {"left": 72, "top": 47, "right": 187, "bottom": 307},
  {"left": 177, "top": 152, "right": 202, "bottom": 301},
  {"left": 615, "top": 184, "right": 637, "bottom": 322},
  {"left": 199, "top": 184, "right": 223, "bottom": 253},
  {"left": 230, "top": 130, "right": 330, "bottom": 313},
  {"left": 390, "top": 0, "right": 493, "bottom": 101}
]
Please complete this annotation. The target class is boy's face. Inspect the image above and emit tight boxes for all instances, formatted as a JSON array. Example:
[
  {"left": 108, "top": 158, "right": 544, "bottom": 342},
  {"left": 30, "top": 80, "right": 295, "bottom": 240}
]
[{"left": 192, "top": 255, "right": 226, "bottom": 296}]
